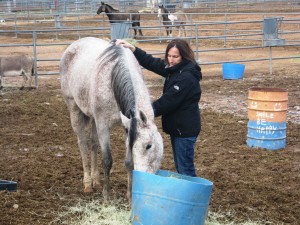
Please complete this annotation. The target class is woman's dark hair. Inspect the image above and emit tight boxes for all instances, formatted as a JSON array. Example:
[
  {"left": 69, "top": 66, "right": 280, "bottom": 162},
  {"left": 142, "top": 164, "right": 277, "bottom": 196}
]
[{"left": 164, "top": 39, "right": 196, "bottom": 64}]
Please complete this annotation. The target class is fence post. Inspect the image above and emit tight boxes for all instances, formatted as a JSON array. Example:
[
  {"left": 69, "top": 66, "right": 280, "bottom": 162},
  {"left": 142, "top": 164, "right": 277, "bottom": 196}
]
[
  {"left": 269, "top": 46, "right": 273, "bottom": 75},
  {"left": 33, "top": 31, "right": 38, "bottom": 88},
  {"left": 224, "top": 13, "right": 227, "bottom": 47},
  {"left": 14, "top": 13, "right": 18, "bottom": 38},
  {"left": 195, "top": 24, "right": 199, "bottom": 63},
  {"left": 77, "top": 15, "right": 81, "bottom": 39}
]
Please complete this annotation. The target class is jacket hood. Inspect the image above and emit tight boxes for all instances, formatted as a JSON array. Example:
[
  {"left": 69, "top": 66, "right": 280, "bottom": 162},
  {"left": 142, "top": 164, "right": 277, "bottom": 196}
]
[{"left": 165, "top": 59, "right": 202, "bottom": 81}]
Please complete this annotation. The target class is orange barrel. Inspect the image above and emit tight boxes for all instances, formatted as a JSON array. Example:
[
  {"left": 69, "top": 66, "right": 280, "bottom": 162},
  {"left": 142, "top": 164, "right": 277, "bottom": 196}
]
[{"left": 247, "top": 87, "right": 288, "bottom": 150}]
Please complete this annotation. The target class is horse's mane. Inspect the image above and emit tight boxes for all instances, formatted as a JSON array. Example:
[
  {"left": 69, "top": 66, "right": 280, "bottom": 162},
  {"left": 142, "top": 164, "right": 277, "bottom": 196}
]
[
  {"left": 163, "top": 7, "right": 170, "bottom": 15},
  {"left": 159, "top": 5, "right": 169, "bottom": 15},
  {"left": 97, "top": 44, "right": 137, "bottom": 150},
  {"left": 104, "top": 3, "right": 119, "bottom": 13}
]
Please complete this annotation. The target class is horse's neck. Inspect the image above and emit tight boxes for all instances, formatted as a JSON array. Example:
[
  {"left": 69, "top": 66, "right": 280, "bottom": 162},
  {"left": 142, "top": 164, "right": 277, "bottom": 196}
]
[
  {"left": 161, "top": 13, "right": 170, "bottom": 21},
  {"left": 106, "top": 6, "right": 119, "bottom": 14},
  {"left": 105, "top": 7, "right": 120, "bottom": 21},
  {"left": 111, "top": 8, "right": 119, "bottom": 13}
]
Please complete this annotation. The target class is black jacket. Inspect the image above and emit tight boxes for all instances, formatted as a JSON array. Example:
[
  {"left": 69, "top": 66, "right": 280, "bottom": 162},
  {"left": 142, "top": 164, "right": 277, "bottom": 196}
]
[{"left": 134, "top": 47, "right": 202, "bottom": 137}]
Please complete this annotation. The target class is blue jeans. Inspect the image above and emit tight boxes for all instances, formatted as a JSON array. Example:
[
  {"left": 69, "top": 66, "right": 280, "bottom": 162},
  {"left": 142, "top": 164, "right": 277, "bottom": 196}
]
[{"left": 170, "top": 136, "right": 197, "bottom": 177}]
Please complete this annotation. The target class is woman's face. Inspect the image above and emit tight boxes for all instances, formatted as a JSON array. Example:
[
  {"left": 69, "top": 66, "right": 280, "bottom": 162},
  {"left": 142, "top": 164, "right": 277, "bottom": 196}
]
[{"left": 167, "top": 47, "right": 182, "bottom": 67}]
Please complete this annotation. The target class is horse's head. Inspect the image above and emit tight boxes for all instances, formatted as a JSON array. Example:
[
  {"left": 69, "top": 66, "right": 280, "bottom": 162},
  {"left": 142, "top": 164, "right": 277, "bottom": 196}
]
[
  {"left": 97, "top": 2, "right": 106, "bottom": 14},
  {"left": 120, "top": 110, "right": 163, "bottom": 174},
  {"left": 157, "top": 5, "right": 169, "bottom": 18}
]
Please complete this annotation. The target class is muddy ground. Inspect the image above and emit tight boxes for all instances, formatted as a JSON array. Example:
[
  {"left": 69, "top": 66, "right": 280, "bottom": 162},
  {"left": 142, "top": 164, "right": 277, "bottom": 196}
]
[{"left": 0, "top": 64, "right": 299, "bottom": 224}]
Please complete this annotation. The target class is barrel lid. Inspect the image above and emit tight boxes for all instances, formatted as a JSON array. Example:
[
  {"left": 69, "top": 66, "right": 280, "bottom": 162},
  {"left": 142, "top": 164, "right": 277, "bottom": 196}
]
[{"left": 249, "top": 87, "right": 288, "bottom": 92}]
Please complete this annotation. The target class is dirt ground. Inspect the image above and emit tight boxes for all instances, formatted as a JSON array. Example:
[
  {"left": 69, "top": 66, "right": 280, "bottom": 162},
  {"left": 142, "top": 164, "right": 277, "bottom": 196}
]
[
  {"left": 0, "top": 60, "right": 299, "bottom": 225},
  {"left": 0, "top": 9, "right": 300, "bottom": 225}
]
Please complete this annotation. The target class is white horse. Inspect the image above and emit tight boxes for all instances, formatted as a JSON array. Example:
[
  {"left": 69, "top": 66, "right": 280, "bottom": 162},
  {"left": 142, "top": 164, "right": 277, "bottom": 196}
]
[
  {"left": 158, "top": 5, "right": 188, "bottom": 37},
  {"left": 60, "top": 37, "right": 163, "bottom": 201}
]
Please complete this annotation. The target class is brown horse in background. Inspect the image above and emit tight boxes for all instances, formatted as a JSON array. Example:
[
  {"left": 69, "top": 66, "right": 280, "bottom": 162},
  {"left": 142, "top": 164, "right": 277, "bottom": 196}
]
[{"left": 97, "top": 2, "right": 143, "bottom": 37}]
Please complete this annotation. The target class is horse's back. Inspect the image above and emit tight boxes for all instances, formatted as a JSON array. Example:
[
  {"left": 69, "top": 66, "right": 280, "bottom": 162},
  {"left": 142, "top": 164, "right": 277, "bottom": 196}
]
[
  {"left": 174, "top": 10, "right": 187, "bottom": 22},
  {"left": 60, "top": 37, "right": 110, "bottom": 88},
  {"left": 60, "top": 37, "right": 114, "bottom": 117},
  {"left": 60, "top": 37, "right": 109, "bottom": 76}
]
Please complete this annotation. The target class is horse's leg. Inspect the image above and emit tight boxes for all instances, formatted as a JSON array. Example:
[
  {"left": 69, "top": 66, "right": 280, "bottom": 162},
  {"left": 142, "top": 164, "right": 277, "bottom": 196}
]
[
  {"left": 137, "top": 21, "right": 143, "bottom": 36},
  {"left": 176, "top": 26, "right": 181, "bottom": 37},
  {"left": 96, "top": 122, "right": 113, "bottom": 202},
  {"left": 125, "top": 139, "right": 134, "bottom": 201},
  {"left": 127, "top": 170, "right": 133, "bottom": 202},
  {"left": 68, "top": 102, "right": 93, "bottom": 193},
  {"left": 20, "top": 71, "right": 26, "bottom": 90},
  {"left": 166, "top": 27, "right": 172, "bottom": 38},
  {"left": 169, "top": 27, "right": 173, "bottom": 38},
  {"left": 132, "top": 22, "right": 137, "bottom": 38},
  {"left": 27, "top": 73, "right": 33, "bottom": 88},
  {"left": 23, "top": 71, "right": 32, "bottom": 89},
  {"left": 90, "top": 120, "right": 101, "bottom": 190}
]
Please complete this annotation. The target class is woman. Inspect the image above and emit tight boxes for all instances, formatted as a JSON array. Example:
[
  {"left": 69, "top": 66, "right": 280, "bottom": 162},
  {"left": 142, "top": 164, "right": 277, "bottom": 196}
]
[{"left": 116, "top": 39, "right": 202, "bottom": 177}]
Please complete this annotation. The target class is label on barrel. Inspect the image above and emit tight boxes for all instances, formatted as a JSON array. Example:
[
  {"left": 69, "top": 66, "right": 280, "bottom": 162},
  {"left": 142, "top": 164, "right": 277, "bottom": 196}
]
[{"left": 256, "top": 111, "right": 274, "bottom": 119}]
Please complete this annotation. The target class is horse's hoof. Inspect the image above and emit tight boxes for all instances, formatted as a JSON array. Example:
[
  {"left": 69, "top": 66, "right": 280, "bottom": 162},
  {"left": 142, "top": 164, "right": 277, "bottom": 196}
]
[{"left": 84, "top": 187, "right": 93, "bottom": 193}]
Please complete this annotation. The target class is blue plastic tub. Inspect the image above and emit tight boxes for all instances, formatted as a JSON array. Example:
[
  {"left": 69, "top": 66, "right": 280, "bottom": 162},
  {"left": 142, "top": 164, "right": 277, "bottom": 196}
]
[
  {"left": 222, "top": 63, "right": 245, "bottom": 79},
  {"left": 131, "top": 170, "right": 213, "bottom": 225}
]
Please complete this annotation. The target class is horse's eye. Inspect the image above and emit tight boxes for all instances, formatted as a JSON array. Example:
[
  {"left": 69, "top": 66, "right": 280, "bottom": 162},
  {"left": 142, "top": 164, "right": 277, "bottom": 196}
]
[
  {"left": 125, "top": 128, "right": 128, "bottom": 134},
  {"left": 146, "top": 144, "right": 152, "bottom": 150}
]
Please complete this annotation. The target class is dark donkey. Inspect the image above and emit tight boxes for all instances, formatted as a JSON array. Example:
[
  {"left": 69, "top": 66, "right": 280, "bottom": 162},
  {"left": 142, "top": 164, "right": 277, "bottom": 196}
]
[{"left": 97, "top": 2, "right": 143, "bottom": 37}]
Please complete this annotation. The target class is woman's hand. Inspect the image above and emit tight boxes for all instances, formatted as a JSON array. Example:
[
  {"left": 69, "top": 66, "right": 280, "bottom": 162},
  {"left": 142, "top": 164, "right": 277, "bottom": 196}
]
[{"left": 115, "top": 39, "right": 136, "bottom": 52}]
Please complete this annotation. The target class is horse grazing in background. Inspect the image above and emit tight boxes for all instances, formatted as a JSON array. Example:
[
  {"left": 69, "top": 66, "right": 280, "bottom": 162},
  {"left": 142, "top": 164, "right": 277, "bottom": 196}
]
[
  {"left": 158, "top": 4, "right": 187, "bottom": 37},
  {"left": 97, "top": 2, "right": 143, "bottom": 37},
  {"left": 60, "top": 37, "right": 163, "bottom": 201}
]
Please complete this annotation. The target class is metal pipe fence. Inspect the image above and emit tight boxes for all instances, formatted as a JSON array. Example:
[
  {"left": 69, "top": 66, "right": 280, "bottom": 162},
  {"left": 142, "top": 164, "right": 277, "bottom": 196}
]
[
  {"left": 0, "top": 12, "right": 299, "bottom": 87},
  {"left": 1, "top": 0, "right": 300, "bottom": 15}
]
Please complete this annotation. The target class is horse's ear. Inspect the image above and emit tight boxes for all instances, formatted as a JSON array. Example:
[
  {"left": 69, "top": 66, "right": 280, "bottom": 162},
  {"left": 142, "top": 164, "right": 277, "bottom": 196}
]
[
  {"left": 101, "top": 2, "right": 104, "bottom": 5},
  {"left": 139, "top": 110, "right": 148, "bottom": 126},
  {"left": 120, "top": 111, "right": 130, "bottom": 129}
]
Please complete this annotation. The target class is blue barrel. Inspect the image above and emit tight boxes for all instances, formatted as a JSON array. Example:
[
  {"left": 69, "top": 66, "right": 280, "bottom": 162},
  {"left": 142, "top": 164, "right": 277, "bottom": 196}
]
[
  {"left": 247, "top": 87, "right": 288, "bottom": 150},
  {"left": 131, "top": 170, "right": 213, "bottom": 225},
  {"left": 247, "top": 120, "right": 286, "bottom": 150}
]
